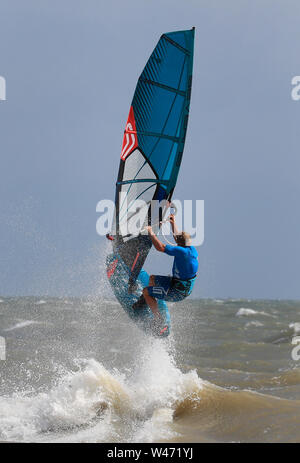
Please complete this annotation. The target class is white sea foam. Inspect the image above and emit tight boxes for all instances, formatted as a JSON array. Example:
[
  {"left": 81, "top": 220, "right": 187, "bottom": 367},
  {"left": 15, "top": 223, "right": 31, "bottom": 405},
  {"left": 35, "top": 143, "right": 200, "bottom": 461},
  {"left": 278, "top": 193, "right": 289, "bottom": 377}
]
[
  {"left": 245, "top": 321, "right": 264, "bottom": 329},
  {"left": 236, "top": 308, "right": 271, "bottom": 317},
  {"left": 236, "top": 308, "right": 258, "bottom": 317},
  {"left": 36, "top": 300, "right": 47, "bottom": 305},
  {"left": 0, "top": 341, "right": 203, "bottom": 443},
  {"left": 289, "top": 322, "right": 300, "bottom": 334},
  {"left": 4, "top": 320, "right": 41, "bottom": 332}
]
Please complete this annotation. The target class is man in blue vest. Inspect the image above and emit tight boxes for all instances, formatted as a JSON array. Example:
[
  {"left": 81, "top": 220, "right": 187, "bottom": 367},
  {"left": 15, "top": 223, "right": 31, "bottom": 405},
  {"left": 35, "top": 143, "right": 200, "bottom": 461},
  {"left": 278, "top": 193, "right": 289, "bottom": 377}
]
[{"left": 132, "top": 215, "right": 198, "bottom": 322}]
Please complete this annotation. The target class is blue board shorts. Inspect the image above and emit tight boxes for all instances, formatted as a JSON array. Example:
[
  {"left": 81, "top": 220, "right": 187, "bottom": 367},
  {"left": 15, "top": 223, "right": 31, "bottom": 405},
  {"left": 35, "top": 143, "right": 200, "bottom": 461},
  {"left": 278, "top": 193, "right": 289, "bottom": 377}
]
[{"left": 147, "top": 275, "right": 196, "bottom": 302}]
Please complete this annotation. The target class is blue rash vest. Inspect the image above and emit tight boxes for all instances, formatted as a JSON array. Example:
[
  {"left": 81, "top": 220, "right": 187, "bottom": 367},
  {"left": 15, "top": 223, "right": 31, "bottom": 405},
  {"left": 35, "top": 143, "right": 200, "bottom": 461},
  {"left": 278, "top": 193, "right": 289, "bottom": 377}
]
[{"left": 164, "top": 245, "right": 198, "bottom": 280}]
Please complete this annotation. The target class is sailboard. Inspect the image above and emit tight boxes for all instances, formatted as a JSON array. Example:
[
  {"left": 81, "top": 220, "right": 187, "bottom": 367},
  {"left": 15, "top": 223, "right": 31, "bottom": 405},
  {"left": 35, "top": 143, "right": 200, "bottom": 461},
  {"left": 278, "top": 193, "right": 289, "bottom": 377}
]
[{"left": 106, "top": 28, "right": 195, "bottom": 337}]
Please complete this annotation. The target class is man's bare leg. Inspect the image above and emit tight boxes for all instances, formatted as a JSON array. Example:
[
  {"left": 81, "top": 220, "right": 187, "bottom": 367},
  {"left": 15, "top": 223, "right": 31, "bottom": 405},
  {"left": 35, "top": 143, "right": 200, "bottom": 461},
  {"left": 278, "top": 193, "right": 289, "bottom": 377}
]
[
  {"left": 144, "top": 274, "right": 161, "bottom": 318},
  {"left": 149, "top": 275, "right": 155, "bottom": 286},
  {"left": 132, "top": 275, "right": 161, "bottom": 315},
  {"left": 143, "top": 287, "right": 162, "bottom": 320}
]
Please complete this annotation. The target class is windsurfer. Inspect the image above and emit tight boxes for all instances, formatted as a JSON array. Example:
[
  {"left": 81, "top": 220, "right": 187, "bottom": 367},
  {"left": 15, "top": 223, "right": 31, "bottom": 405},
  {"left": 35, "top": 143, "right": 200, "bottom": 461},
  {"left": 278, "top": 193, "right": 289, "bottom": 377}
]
[{"left": 132, "top": 214, "right": 198, "bottom": 319}]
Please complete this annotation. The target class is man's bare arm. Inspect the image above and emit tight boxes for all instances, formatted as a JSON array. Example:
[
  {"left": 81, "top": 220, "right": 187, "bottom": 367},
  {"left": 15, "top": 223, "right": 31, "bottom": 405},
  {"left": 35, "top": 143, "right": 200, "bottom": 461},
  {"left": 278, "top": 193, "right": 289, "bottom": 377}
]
[
  {"left": 145, "top": 226, "right": 166, "bottom": 252},
  {"left": 169, "top": 214, "right": 180, "bottom": 242}
]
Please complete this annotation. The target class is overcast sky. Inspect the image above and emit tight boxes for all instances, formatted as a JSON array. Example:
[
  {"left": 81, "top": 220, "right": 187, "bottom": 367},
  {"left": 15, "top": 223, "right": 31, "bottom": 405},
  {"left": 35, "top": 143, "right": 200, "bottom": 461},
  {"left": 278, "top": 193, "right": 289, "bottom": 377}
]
[{"left": 0, "top": 0, "right": 300, "bottom": 299}]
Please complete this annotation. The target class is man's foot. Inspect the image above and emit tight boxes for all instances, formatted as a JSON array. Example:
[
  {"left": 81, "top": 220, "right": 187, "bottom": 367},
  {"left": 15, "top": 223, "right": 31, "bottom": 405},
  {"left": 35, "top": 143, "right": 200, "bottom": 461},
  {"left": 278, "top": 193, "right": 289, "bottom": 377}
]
[{"left": 132, "top": 294, "right": 147, "bottom": 310}]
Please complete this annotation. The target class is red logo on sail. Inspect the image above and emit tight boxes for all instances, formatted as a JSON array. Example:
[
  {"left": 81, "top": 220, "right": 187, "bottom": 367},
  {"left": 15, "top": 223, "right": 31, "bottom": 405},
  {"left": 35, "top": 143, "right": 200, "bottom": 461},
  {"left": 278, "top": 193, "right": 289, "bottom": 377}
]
[
  {"left": 107, "top": 258, "right": 118, "bottom": 278},
  {"left": 121, "top": 106, "right": 138, "bottom": 160}
]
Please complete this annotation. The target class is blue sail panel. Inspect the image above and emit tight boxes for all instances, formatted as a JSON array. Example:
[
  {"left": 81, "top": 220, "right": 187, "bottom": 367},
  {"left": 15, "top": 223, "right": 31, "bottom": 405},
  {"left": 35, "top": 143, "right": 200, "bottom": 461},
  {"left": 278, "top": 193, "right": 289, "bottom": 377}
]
[{"left": 131, "top": 28, "right": 195, "bottom": 196}]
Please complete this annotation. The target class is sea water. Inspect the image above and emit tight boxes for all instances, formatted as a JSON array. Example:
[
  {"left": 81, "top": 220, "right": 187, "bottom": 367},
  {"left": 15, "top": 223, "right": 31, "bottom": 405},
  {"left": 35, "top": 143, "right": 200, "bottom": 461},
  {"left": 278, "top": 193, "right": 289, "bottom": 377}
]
[{"left": 0, "top": 297, "right": 300, "bottom": 442}]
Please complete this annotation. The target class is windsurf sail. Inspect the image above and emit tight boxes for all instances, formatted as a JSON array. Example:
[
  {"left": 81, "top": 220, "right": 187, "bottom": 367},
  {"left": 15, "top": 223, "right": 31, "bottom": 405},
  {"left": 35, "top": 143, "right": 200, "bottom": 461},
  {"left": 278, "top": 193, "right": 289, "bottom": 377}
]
[{"left": 111, "top": 28, "right": 195, "bottom": 288}]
